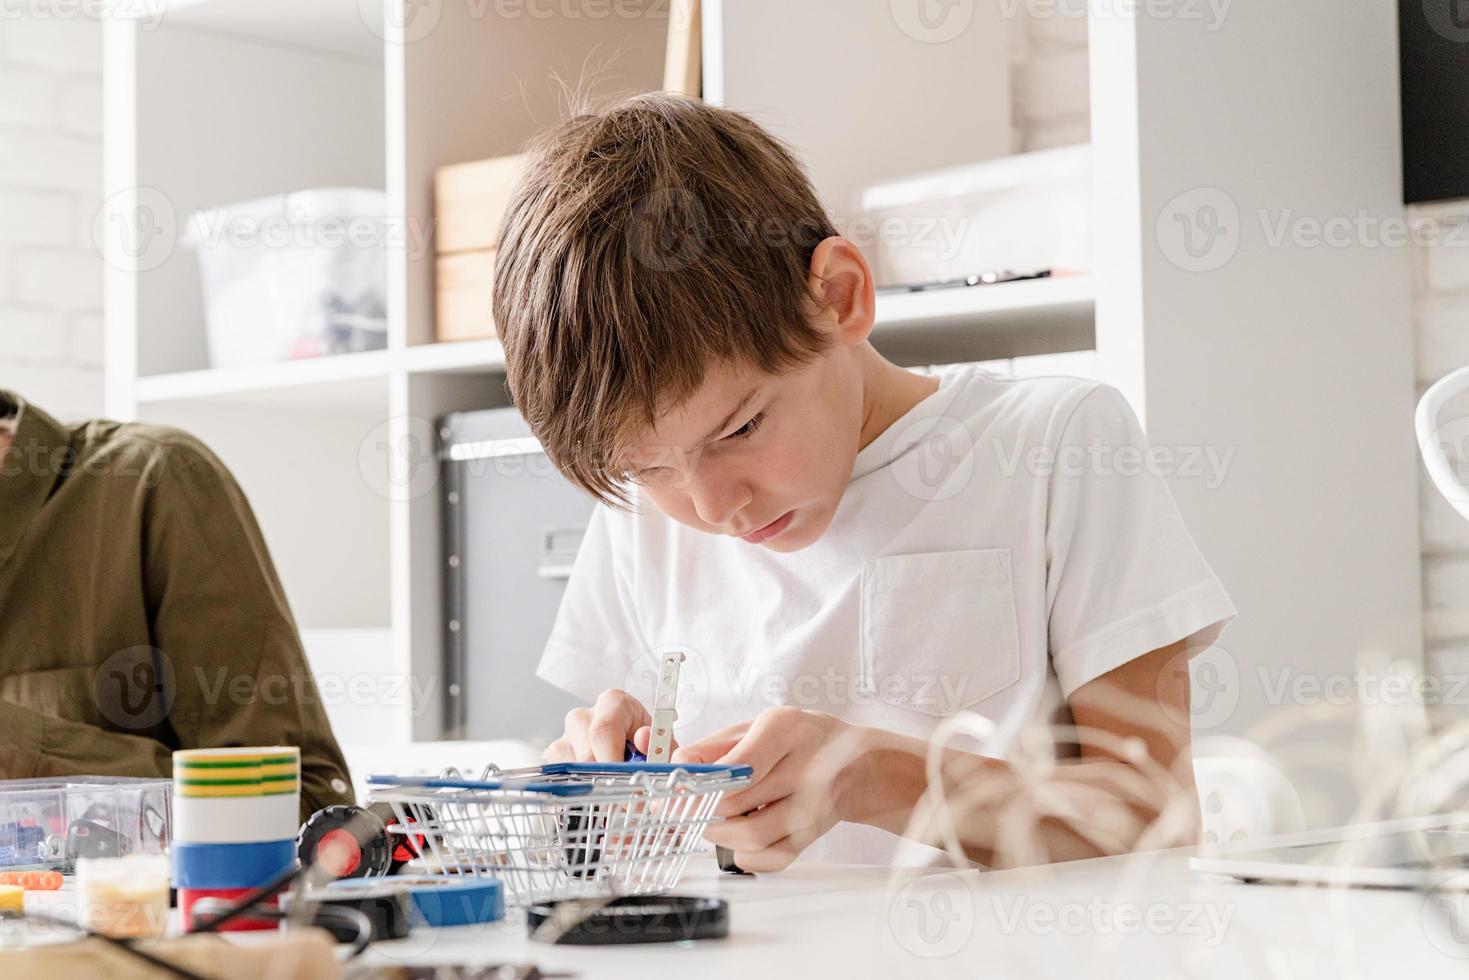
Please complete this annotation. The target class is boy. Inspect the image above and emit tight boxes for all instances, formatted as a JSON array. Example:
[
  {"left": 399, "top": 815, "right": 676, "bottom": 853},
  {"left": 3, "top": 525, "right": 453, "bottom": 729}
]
[{"left": 492, "top": 94, "right": 1235, "bottom": 869}]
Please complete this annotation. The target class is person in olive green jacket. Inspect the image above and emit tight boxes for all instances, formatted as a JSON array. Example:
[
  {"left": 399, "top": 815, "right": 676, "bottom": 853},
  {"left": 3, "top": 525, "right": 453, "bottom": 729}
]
[{"left": 0, "top": 389, "right": 353, "bottom": 820}]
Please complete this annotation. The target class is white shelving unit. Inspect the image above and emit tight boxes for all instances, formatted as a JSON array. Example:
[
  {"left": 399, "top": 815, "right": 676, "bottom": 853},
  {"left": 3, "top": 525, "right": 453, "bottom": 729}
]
[
  {"left": 103, "top": 0, "right": 673, "bottom": 741},
  {"left": 125, "top": 277, "right": 1093, "bottom": 406},
  {"left": 104, "top": 0, "right": 1424, "bottom": 820}
]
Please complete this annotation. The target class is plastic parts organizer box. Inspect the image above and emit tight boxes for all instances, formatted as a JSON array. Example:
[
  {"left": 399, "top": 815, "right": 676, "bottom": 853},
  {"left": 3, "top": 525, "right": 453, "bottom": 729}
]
[{"left": 0, "top": 777, "right": 172, "bottom": 873}]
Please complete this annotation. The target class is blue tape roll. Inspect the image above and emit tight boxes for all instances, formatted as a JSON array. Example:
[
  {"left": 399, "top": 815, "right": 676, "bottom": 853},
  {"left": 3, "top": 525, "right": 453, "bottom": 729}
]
[
  {"left": 324, "top": 876, "right": 503, "bottom": 928},
  {"left": 172, "top": 839, "right": 296, "bottom": 889}
]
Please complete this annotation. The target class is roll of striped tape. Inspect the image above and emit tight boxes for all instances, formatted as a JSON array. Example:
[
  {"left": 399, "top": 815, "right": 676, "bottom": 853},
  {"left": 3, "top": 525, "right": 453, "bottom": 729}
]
[
  {"left": 173, "top": 747, "right": 300, "bottom": 799},
  {"left": 172, "top": 839, "right": 296, "bottom": 890},
  {"left": 178, "top": 887, "right": 280, "bottom": 932},
  {"left": 172, "top": 791, "right": 301, "bottom": 845},
  {"left": 323, "top": 875, "right": 504, "bottom": 928}
]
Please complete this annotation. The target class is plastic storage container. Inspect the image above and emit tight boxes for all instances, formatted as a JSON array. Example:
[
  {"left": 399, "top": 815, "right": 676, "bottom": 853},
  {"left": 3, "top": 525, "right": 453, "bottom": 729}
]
[
  {"left": 0, "top": 777, "right": 172, "bottom": 873},
  {"left": 184, "top": 187, "right": 388, "bottom": 368}
]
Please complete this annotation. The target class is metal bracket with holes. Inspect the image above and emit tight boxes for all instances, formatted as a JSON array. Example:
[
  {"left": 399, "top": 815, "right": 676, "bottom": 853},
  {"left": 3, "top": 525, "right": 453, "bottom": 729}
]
[{"left": 645, "top": 651, "right": 684, "bottom": 762}]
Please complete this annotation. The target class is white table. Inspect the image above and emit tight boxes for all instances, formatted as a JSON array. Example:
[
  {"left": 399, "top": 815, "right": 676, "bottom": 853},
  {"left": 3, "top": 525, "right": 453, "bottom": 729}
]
[
  {"left": 14, "top": 822, "right": 1466, "bottom": 978},
  {"left": 357, "top": 830, "right": 1469, "bottom": 979}
]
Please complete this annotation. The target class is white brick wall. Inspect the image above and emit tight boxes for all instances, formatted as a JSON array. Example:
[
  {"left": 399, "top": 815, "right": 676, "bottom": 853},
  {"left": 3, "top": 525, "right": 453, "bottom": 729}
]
[
  {"left": 0, "top": 9, "right": 104, "bottom": 421},
  {"left": 1411, "top": 201, "right": 1469, "bottom": 688}
]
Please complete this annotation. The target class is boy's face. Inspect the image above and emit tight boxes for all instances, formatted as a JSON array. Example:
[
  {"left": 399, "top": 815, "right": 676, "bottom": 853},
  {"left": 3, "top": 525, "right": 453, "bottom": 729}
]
[{"left": 627, "top": 345, "right": 865, "bottom": 553}]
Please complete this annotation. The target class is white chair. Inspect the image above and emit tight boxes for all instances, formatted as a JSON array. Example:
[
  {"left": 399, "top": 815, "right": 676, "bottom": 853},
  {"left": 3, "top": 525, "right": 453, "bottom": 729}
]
[{"left": 1417, "top": 363, "right": 1469, "bottom": 520}]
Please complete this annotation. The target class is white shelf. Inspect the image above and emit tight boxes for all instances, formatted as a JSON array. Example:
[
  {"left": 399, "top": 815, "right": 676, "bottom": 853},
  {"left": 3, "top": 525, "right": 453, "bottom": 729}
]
[
  {"left": 133, "top": 347, "right": 394, "bottom": 405},
  {"left": 874, "top": 274, "right": 1093, "bottom": 329},
  {"left": 872, "top": 275, "right": 1094, "bottom": 366},
  {"left": 130, "top": 280, "right": 1091, "bottom": 406},
  {"left": 399, "top": 338, "right": 506, "bottom": 375},
  {"left": 131, "top": 339, "right": 508, "bottom": 407}
]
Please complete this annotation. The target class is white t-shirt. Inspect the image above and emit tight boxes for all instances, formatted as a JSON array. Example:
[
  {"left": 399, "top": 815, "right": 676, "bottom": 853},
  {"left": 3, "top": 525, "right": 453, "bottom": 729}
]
[{"left": 537, "top": 364, "right": 1236, "bottom": 865}]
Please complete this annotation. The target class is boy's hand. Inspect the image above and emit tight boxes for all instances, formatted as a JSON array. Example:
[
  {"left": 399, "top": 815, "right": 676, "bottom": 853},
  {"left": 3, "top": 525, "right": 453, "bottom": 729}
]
[
  {"left": 672, "top": 706, "right": 868, "bottom": 872},
  {"left": 544, "top": 688, "right": 676, "bottom": 763}
]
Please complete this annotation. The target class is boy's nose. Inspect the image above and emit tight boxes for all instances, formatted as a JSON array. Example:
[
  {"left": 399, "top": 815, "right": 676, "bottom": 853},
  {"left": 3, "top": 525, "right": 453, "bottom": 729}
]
[{"left": 688, "top": 472, "right": 752, "bottom": 530}]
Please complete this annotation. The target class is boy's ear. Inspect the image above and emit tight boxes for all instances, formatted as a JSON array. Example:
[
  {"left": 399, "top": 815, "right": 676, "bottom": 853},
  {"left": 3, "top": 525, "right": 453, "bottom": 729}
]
[{"left": 806, "top": 236, "right": 876, "bottom": 346}]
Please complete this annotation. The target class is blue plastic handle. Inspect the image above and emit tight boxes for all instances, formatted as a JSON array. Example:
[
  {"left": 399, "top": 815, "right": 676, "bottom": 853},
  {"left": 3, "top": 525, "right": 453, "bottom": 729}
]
[
  {"left": 542, "top": 761, "right": 755, "bottom": 778},
  {"left": 366, "top": 774, "right": 596, "bottom": 796}
]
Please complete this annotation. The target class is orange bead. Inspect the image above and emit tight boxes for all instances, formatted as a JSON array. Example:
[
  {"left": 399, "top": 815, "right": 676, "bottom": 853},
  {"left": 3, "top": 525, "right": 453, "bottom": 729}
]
[{"left": 0, "top": 870, "right": 64, "bottom": 890}]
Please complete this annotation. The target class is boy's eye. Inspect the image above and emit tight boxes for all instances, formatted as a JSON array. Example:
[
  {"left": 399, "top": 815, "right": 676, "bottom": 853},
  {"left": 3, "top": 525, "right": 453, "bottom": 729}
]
[{"left": 726, "top": 412, "right": 765, "bottom": 441}]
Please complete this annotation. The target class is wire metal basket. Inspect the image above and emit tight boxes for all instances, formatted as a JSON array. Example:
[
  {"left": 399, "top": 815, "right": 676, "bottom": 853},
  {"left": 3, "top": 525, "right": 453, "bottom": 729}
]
[{"left": 366, "top": 761, "right": 752, "bottom": 904}]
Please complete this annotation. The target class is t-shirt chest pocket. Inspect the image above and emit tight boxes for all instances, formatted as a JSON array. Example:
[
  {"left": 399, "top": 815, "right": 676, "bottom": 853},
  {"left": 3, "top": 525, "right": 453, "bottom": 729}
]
[{"left": 859, "top": 549, "right": 1021, "bottom": 716}]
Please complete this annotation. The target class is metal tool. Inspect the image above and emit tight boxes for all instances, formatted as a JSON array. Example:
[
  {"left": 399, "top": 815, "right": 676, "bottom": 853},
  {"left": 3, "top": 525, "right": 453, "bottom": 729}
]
[
  {"left": 646, "top": 651, "right": 684, "bottom": 763},
  {"left": 635, "top": 651, "right": 747, "bottom": 874},
  {"left": 626, "top": 650, "right": 749, "bottom": 874}
]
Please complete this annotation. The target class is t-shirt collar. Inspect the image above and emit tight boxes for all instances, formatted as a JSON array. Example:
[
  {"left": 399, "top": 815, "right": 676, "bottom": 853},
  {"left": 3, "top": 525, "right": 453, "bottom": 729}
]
[
  {"left": 849, "top": 366, "right": 967, "bottom": 483},
  {"left": 0, "top": 391, "right": 72, "bottom": 565}
]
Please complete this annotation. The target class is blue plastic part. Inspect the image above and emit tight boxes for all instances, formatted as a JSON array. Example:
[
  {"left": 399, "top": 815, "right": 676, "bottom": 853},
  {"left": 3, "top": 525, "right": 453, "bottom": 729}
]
[
  {"left": 324, "top": 875, "right": 504, "bottom": 927},
  {"left": 623, "top": 739, "right": 645, "bottom": 762},
  {"left": 406, "top": 876, "right": 503, "bottom": 927},
  {"left": 543, "top": 761, "right": 755, "bottom": 778}
]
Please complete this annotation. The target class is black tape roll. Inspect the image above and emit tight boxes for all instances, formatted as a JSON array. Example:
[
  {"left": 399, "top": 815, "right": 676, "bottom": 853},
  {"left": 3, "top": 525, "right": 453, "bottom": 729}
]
[
  {"left": 283, "top": 885, "right": 414, "bottom": 943},
  {"left": 527, "top": 894, "right": 729, "bottom": 945},
  {"left": 296, "top": 804, "right": 392, "bottom": 879}
]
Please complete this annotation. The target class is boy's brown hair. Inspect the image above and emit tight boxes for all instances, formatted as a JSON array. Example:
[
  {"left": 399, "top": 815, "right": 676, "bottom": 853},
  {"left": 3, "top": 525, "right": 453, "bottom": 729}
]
[{"left": 492, "top": 92, "right": 839, "bottom": 504}]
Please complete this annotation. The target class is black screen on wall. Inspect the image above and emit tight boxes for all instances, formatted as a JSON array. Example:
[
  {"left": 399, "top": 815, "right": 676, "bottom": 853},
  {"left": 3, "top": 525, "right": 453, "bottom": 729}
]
[{"left": 1399, "top": 1, "right": 1469, "bottom": 204}]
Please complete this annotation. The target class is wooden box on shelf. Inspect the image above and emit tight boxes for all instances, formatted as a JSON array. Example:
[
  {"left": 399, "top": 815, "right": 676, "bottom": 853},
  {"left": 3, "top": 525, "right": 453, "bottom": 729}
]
[{"left": 434, "top": 153, "right": 527, "bottom": 342}]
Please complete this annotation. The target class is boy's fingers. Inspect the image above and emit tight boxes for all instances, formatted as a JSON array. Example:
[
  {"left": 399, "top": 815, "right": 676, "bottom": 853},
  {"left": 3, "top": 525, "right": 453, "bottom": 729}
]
[
  {"left": 589, "top": 689, "right": 647, "bottom": 761},
  {"left": 732, "top": 823, "right": 821, "bottom": 874},
  {"left": 563, "top": 707, "right": 593, "bottom": 762},
  {"left": 715, "top": 709, "right": 796, "bottom": 779},
  {"left": 717, "top": 756, "right": 800, "bottom": 817},
  {"left": 543, "top": 737, "right": 576, "bottom": 763},
  {"left": 632, "top": 725, "right": 652, "bottom": 755},
  {"left": 715, "top": 738, "right": 823, "bottom": 817},
  {"left": 704, "top": 796, "right": 797, "bottom": 852},
  {"left": 671, "top": 724, "right": 746, "bottom": 765}
]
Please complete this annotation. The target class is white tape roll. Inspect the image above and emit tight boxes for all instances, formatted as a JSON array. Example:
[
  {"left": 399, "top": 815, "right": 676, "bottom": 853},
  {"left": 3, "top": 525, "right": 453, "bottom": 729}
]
[{"left": 171, "top": 790, "right": 301, "bottom": 845}]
